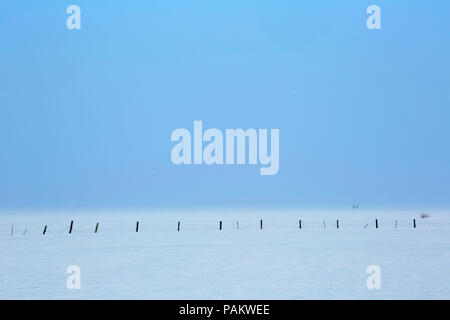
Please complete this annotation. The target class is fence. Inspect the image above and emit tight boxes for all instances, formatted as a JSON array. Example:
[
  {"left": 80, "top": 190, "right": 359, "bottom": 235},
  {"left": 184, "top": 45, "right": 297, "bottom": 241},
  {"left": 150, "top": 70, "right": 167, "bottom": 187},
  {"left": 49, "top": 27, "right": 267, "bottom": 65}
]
[{"left": 1, "top": 216, "right": 447, "bottom": 237}]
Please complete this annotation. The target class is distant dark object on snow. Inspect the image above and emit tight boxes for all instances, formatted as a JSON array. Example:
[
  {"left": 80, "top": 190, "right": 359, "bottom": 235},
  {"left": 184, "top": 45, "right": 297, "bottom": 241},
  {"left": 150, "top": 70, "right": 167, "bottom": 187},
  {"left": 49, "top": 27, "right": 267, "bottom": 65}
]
[
  {"left": 353, "top": 204, "right": 359, "bottom": 209},
  {"left": 421, "top": 213, "right": 430, "bottom": 219}
]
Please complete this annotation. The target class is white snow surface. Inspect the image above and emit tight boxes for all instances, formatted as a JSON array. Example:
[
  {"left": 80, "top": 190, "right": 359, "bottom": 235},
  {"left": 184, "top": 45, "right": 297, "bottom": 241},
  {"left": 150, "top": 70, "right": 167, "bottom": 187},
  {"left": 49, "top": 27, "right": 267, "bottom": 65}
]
[{"left": 0, "top": 208, "right": 449, "bottom": 299}]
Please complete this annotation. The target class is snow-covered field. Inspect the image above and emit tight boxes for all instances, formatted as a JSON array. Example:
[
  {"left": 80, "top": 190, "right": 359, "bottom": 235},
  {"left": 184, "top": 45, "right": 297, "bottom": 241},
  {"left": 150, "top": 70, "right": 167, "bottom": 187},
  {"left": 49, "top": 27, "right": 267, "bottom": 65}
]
[{"left": 0, "top": 208, "right": 449, "bottom": 299}]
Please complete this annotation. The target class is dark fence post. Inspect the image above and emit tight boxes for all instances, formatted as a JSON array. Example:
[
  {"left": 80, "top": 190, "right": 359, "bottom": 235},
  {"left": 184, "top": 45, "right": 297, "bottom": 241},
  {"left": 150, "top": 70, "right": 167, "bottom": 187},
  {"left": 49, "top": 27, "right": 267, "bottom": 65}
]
[
  {"left": 375, "top": 219, "right": 378, "bottom": 229},
  {"left": 69, "top": 220, "right": 73, "bottom": 234},
  {"left": 219, "top": 221, "right": 222, "bottom": 230},
  {"left": 136, "top": 221, "right": 139, "bottom": 232},
  {"left": 177, "top": 221, "right": 180, "bottom": 231},
  {"left": 299, "top": 220, "right": 302, "bottom": 229},
  {"left": 413, "top": 219, "right": 416, "bottom": 228},
  {"left": 43, "top": 225, "right": 47, "bottom": 235},
  {"left": 95, "top": 223, "right": 99, "bottom": 233},
  {"left": 337, "top": 220, "right": 339, "bottom": 229},
  {"left": 260, "top": 219, "right": 263, "bottom": 230}
]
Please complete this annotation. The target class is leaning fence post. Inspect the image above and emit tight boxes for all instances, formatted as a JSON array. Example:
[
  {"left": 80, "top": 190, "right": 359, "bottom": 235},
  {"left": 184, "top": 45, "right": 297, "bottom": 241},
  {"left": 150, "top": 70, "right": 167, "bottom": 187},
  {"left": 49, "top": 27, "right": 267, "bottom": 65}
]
[
  {"left": 69, "top": 220, "right": 73, "bottom": 234},
  {"left": 95, "top": 223, "right": 99, "bottom": 233},
  {"left": 43, "top": 225, "right": 47, "bottom": 235},
  {"left": 136, "top": 221, "right": 139, "bottom": 232}
]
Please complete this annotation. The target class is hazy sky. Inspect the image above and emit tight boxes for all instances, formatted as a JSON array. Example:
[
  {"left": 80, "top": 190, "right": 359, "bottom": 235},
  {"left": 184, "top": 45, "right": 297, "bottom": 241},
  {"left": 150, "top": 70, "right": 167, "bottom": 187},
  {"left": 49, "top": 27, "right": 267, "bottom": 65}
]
[{"left": 1, "top": 1, "right": 449, "bottom": 209}]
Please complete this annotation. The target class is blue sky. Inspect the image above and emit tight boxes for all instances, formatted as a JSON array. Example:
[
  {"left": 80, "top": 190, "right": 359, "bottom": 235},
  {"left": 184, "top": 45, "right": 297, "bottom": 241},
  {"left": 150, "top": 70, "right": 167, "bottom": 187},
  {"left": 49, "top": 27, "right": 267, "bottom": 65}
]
[{"left": 0, "top": 1, "right": 449, "bottom": 209}]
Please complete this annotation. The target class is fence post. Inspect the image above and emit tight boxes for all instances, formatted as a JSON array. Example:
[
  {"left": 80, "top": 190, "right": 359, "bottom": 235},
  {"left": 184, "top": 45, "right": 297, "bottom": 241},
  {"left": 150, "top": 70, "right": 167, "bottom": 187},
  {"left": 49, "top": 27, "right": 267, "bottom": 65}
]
[
  {"left": 413, "top": 219, "right": 416, "bottom": 228},
  {"left": 337, "top": 220, "right": 339, "bottom": 229},
  {"left": 375, "top": 219, "right": 378, "bottom": 229},
  {"left": 236, "top": 221, "right": 239, "bottom": 230},
  {"left": 260, "top": 219, "right": 263, "bottom": 230},
  {"left": 177, "top": 221, "right": 180, "bottom": 231},
  {"left": 69, "top": 220, "right": 73, "bottom": 234},
  {"left": 95, "top": 223, "right": 99, "bottom": 233},
  {"left": 43, "top": 225, "right": 47, "bottom": 235},
  {"left": 219, "top": 221, "right": 222, "bottom": 230},
  {"left": 136, "top": 221, "right": 139, "bottom": 232},
  {"left": 299, "top": 220, "right": 302, "bottom": 229}
]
